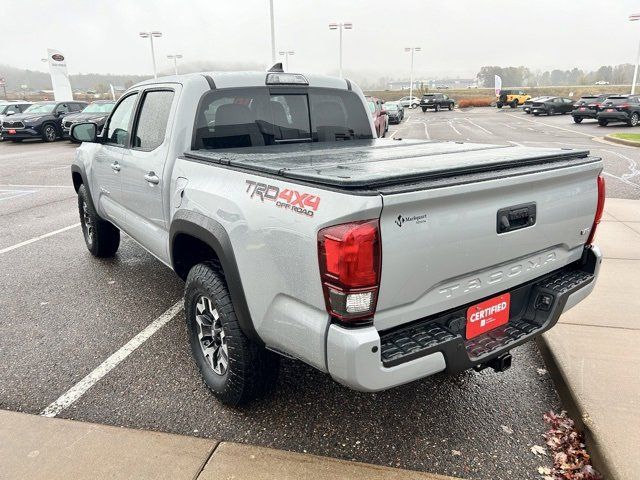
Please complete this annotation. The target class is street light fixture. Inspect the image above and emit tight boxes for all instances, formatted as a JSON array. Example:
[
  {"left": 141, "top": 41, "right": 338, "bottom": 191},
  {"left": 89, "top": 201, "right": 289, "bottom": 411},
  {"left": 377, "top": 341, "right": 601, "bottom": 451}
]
[
  {"left": 279, "top": 50, "right": 295, "bottom": 71},
  {"left": 167, "top": 54, "right": 183, "bottom": 75},
  {"left": 328, "top": 22, "right": 352, "bottom": 78},
  {"left": 630, "top": 13, "right": 640, "bottom": 94},
  {"left": 139, "top": 31, "right": 163, "bottom": 78},
  {"left": 404, "top": 47, "right": 421, "bottom": 108}
]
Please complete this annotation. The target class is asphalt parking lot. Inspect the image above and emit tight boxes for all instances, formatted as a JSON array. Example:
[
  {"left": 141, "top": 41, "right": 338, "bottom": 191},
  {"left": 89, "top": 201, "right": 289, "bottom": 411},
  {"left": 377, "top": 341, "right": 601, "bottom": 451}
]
[{"left": 1, "top": 108, "right": 637, "bottom": 480}]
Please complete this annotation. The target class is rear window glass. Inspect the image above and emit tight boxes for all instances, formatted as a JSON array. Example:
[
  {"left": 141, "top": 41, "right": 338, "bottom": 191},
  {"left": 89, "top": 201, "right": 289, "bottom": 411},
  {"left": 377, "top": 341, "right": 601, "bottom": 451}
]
[
  {"left": 194, "top": 87, "right": 373, "bottom": 150},
  {"left": 605, "top": 97, "right": 631, "bottom": 104}
]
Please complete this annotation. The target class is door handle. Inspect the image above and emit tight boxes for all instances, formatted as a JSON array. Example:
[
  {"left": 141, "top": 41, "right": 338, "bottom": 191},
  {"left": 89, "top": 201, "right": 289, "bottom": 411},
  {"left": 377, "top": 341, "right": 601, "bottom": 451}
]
[
  {"left": 111, "top": 161, "right": 121, "bottom": 172},
  {"left": 144, "top": 172, "right": 160, "bottom": 185}
]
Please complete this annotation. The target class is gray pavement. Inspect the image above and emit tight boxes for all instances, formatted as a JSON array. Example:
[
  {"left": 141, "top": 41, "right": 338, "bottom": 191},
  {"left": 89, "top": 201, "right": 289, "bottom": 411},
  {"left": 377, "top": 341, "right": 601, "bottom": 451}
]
[{"left": 1, "top": 106, "right": 637, "bottom": 480}]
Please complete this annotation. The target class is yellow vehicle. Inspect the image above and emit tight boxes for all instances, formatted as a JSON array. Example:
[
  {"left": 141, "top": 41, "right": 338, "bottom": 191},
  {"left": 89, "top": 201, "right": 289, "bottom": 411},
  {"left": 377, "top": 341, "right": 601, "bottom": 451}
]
[{"left": 496, "top": 90, "right": 531, "bottom": 108}]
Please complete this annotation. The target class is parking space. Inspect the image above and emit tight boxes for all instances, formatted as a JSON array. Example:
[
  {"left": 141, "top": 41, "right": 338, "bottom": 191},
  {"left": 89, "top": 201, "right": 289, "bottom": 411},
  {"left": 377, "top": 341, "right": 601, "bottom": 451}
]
[{"left": 1, "top": 107, "right": 637, "bottom": 480}]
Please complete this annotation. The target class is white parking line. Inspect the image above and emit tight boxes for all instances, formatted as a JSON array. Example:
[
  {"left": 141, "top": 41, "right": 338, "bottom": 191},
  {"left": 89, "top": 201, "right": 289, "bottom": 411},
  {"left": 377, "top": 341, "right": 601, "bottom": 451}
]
[
  {"left": 0, "top": 223, "right": 81, "bottom": 255},
  {"left": 504, "top": 113, "right": 594, "bottom": 138},
  {"left": 422, "top": 122, "right": 430, "bottom": 139},
  {"left": 41, "top": 301, "right": 184, "bottom": 417},
  {"left": 465, "top": 118, "right": 493, "bottom": 135},
  {"left": 448, "top": 121, "right": 462, "bottom": 135}
]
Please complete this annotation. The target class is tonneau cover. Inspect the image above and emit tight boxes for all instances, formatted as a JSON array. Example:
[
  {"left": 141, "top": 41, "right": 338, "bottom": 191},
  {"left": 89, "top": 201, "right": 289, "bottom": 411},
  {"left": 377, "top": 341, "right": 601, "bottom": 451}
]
[{"left": 183, "top": 139, "right": 593, "bottom": 189}]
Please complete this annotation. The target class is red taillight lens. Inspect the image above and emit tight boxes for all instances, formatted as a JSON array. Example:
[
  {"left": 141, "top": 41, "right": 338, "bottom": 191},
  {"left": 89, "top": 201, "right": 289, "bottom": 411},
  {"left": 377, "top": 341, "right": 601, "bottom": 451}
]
[
  {"left": 318, "top": 219, "right": 381, "bottom": 322},
  {"left": 587, "top": 175, "right": 606, "bottom": 245}
]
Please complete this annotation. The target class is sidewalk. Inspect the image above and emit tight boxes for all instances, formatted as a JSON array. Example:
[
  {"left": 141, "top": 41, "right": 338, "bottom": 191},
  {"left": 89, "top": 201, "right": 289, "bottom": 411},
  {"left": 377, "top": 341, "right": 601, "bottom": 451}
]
[
  {"left": 0, "top": 409, "right": 458, "bottom": 480},
  {"left": 540, "top": 198, "right": 640, "bottom": 480}
]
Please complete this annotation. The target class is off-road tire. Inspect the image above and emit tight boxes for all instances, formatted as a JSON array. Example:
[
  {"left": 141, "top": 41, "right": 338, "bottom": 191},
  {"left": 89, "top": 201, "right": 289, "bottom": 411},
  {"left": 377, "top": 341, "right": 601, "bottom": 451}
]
[
  {"left": 496, "top": 102, "right": 503, "bottom": 109},
  {"left": 510, "top": 100, "right": 518, "bottom": 108},
  {"left": 573, "top": 117, "right": 583, "bottom": 123},
  {"left": 42, "top": 124, "right": 57, "bottom": 142},
  {"left": 185, "top": 262, "right": 280, "bottom": 406},
  {"left": 77, "top": 184, "right": 120, "bottom": 257},
  {"left": 598, "top": 119, "right": 609, "bottom": 127}
]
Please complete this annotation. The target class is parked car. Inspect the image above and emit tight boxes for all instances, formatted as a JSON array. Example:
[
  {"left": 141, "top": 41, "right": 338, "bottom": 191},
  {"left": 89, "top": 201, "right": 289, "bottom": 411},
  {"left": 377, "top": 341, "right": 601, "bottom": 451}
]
[
  {"left": 366, "top": 96, "right": 388, "bottom": 137},
  {"left": 571, "top": 94, "right": 614, "bottom": 124},
  {"left": 69, "top": 69, "right": 603, "bottom": 406},
  {"left": 523, "top": 96, "right": 552, "bottom": 114},
  {"left": 384, "top": 102, "right": 403, "bottom": 124},
  {"left": 531, "top": 97, "right": 574, "bottom": 116},
  {"left": 0, "top": 101, "right": 32, "bottom": 141},
  {"left": 496, "top": 90, "right": 530, "bottom": 109},
  {"left": 0, "top": 100, "right": 88, "bottom": 142},
  {"left": 63, "top": 100, "right": 116, "bottom": 140},
  {"left": 595, "top": 81, "right": 610, "bottom": 85},
  {"left": 597, "top": 95, "right": 640, "bottom": 127},
  {"left": 420, "top": 93, "right": 455, "bottom": 112},
  {"left": 398, "top": 95, "right": 420, "bottom": 109}
]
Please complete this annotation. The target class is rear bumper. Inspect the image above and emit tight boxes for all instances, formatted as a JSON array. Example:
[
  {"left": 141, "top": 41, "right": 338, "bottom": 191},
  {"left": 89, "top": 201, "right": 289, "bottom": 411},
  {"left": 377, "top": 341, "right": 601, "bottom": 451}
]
[
  {"left": 597, "top": 111, "right": 630, "bottom": 122},
  {"left": 572, "top": 109, "right": 597, "bottom": 119},
  {"left": 326, "top": 246, "right": 602, "bottom": 392}
]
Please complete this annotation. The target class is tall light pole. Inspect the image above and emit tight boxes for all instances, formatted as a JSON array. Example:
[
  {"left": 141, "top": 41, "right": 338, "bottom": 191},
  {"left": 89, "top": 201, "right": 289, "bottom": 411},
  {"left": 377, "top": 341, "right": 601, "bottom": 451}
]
[
  {"left": 279, "top": 50, "right": 294, "bottom": 70},
  {"left": 630, "top": 14, "right": 640, "bottom": 94},
  {"left": 404, "top": 47, "right": 421, "bottom": 107},
  {"left": 139, "top": 31, "right": 163, "bottom": 78},
  {"left": 269, "top": 0, "right": 276, "bottom": 64},
  {"left": 329, "top": 22, "right": 352, "bottom": 78},
  {"left": 167, "top": 54, "right": 183, "bottom": 75}
]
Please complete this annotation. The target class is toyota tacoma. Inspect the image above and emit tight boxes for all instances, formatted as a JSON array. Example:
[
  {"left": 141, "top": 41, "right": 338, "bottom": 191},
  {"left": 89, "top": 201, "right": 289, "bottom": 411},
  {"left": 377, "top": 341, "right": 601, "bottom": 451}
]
[{"left": 69, "top": 68, "right": 605, "bottom": 406}]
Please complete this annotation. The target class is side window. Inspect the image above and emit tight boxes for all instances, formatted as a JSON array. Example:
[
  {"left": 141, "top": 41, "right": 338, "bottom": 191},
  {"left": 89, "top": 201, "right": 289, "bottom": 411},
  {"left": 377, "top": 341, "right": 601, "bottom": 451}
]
[
  {"left": 72, "top": 103, "right": 84, "bottom": 112},
  {"left": 132, "top": 90, "right": 175, "bottom": 150},
  {"left": 443, "top": 95, "right": 449, "bottom": 100},
  {"left": 105, "top": 94, "right": 138, "bottom": 146},
  {"left": 56, "top": 104, "right": 70, "bottom": 114}
]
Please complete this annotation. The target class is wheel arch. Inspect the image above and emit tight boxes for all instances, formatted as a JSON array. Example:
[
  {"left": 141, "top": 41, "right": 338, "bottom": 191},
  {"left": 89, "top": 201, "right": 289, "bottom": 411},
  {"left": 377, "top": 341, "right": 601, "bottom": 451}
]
[{"left": 170, "top": 210, "right": 262, "bottom": 345}]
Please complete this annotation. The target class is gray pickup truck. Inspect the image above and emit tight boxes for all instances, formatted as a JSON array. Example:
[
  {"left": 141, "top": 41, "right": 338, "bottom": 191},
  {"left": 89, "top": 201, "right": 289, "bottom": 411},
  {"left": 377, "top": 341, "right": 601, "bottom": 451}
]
[{"left": 69, "top": 68, "right": 605, "bottom": 406}]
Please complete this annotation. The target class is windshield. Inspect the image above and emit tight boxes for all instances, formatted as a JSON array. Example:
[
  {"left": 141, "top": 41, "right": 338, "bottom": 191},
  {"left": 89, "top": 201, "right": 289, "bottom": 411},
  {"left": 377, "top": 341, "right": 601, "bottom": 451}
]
[
  {"left": 385, "top": 104, "right": 398, "bottom": 111},
  {"left": 194, "top": 87, "right": 373, "bottom": 150},
  {"left": 24, "top": 103, "right": 55, "bottom": 114},
  {"left": 82, "top": 102, "right": 115, "bottom": 114}
]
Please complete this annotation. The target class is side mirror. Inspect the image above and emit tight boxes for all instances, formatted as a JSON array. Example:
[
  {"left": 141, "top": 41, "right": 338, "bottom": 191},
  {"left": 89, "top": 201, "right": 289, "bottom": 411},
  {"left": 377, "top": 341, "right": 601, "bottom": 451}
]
[
  {"left": 71, "top": 122, "right": 98, "bottom": 143},
  {"left": 6, "top": 111, "right": 15, "bottom": 116}
]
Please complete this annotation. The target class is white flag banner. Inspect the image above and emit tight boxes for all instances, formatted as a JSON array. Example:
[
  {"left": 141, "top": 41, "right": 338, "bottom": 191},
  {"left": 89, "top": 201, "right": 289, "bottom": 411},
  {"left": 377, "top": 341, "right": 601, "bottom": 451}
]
[
  {"left": 494, "top": 75, "right": 502, "bottom": 96},
  {"left": 110, "top": 84, "right": 116, "bottom": 100},
  {"left": 46, "top": 48, "right": 73, "bottom": 101}
]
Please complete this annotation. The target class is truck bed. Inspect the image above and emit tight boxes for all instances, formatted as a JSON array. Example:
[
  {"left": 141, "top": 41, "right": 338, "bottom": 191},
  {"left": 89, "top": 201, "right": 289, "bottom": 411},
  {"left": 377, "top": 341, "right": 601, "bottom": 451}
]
[{"left": 183, "top": 139, "right": 597, "bottom": 192}]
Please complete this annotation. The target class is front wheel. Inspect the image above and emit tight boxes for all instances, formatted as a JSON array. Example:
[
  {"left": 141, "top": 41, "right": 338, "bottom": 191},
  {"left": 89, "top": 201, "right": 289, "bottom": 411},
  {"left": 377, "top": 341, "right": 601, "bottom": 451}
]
[
  {"left": 598, "top": 119, "right": 609, "bottom": 127},
  {"left": 510, "top": 100, "right": 518, "bottom": 108},
  {"left": 185, "top": 263, "right": 280, "bottom": 406},
  {"left": 448, "top": 103, "right": 454, "bottom": 111},
  {"left": 78, "top": 184, "right": 120, "bottom": 257},
  {"left": 496, "top": 102, "right": 503, "bottom": 109},
  {"left": 628, "top": 112, "right": 639, "bottom": 127},
  {"left": 42, "top": 124, "right": 57, "bottom": 142},
  {"left": 573, "top": 117, "right": 583, "bottom": 124},
  {"left": 421, "top": 107, "right": 427, "bottom": 112}
]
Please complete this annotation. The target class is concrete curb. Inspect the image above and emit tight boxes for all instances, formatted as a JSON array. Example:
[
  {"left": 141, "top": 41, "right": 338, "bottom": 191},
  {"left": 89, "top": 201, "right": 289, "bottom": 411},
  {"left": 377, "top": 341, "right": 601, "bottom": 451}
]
[
  {"left": 0, "top": 410, "right": 462, "bottom": 480},
  {"left": 536, "top": 337, "right": 615, "bottom": 480},
  {"left": 604, "top": 134, "right": 640, "bottom": 147}
]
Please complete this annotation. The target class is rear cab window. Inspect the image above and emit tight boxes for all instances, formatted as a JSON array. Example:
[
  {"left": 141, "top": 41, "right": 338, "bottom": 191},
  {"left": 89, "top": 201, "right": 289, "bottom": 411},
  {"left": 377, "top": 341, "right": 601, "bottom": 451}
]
[{"left": 194, "top": 87, "right": 373, "bottom": 150}]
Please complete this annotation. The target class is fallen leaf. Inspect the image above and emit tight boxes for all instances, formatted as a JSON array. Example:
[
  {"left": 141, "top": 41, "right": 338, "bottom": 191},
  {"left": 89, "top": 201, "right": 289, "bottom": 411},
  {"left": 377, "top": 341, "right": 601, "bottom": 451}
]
[
  {"left": 531, "top": 445, "right": 547, "bottom": 456},
  {"left": 537, "top": 368, "right": 548, "bottom": 375},
  {"left": 538, "top": 466, "right": 552, "bottom": 475},
  {"left": 501, "top": 425, "right": 514, "bottom": 435},
  {"left": 451, "top": 450, "right": 462, "bottom": 456}
]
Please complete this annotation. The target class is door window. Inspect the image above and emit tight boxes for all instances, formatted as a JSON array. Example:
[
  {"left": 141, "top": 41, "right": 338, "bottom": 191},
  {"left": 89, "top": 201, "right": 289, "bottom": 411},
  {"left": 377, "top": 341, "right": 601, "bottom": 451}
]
[
  {"left": 132, "top": 90, "right": 175, "bottom": 150},
  {"left": 105, "top": 94, "right": 138, "bottom": 146},
  {"left": 56, "top": 104, "right": 70, "bottom": 114}
]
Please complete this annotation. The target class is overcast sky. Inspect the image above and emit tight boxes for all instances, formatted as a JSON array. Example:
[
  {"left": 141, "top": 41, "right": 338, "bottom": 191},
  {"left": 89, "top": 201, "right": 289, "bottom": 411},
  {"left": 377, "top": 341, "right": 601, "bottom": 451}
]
[{"left": 3, "top": 0, "right": 640, "bottom": 79}]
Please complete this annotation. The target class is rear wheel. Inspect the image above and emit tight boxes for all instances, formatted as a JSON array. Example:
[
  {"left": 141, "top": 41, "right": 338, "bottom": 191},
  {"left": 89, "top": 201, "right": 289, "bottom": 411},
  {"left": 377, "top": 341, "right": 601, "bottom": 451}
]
[
  {"left": 573, "top": 117, "right": 583, "bottom": 124},
  {"left": 185, "top": 262, "right": 280, "bottom": 406},
  {"left": 548, "top": 107, "right": 555, "bottom": 116},
  {"left": 598, "top": 119, "right": 609, "bottom": 127},
  {"left": 510, "top": 100, "right": 518, "bottom": 108},
  {"left": 496, "top": 102, "right": 503, "bottom": 109},
  {"left": 448, "top": 102, "right": 454, "bottom": 111},
  {"left": 435, "top": 104, "right": 440, "bottom": 112},
  {"left": 78, "top": 184, "right": 120, "bottom": 257},
  {"left": 42, "top": 124, "right": 57, "bottom": 142},
  {"left": 628, "top": 112, "right": 639, "bottom": 127}
]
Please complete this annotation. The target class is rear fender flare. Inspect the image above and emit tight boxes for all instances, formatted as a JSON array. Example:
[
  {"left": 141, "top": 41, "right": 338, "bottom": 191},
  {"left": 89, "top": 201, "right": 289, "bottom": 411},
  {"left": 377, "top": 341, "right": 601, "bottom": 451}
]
[{"left": 169, "top": 210, "right": 262, "bottom": 345}]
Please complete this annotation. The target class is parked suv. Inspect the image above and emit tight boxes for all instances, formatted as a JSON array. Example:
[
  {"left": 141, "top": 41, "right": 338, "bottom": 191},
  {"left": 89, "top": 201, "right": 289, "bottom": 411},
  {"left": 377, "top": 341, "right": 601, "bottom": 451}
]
[
  {"left": 597, "top": 95, "right": 640, "bottom": 127},
  {"left": 1, "top": 100, "right": 88, "bottom": 142},
  {"left": 571, "top": 94, "right": 613, "bottom": 123},
  {"left": 496, "top": 90, "right": 530, "bottom": 109},
  {"left": 0, "top": 101, "right": 32, "bottom": 141},
  {"left": 420, "top": 93, "right": 454, "bottom": 112},
  {"left": 69, "top": 70, "right": 603, "bottom": 407},
  {"left": 63, "top": 100, "right": 115, "bottom": 140},
  {"left": 398, "top": 95, "right": 420, "bottom": 109}
]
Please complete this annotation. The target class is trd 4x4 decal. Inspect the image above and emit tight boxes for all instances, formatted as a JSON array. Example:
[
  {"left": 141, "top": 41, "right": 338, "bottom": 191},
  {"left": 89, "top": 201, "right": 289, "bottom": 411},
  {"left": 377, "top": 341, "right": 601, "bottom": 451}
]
[{"left": 245, "top": 180, "right": 321, "bottom": 217}]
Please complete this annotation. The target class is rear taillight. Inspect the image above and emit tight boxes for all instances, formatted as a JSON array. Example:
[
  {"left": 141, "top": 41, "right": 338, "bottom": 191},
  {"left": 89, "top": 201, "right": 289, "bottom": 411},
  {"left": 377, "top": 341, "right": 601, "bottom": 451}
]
[
  {"left": 318, "top": 219, "right": 381, "bottom": 323},
  {"left": 587, "top": 175, "right": 606, "bottom": 245}
]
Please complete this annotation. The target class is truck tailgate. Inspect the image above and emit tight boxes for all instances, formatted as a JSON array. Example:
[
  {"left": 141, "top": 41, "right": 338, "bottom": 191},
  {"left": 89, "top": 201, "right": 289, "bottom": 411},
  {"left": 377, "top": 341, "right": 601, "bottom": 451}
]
[{"left": 374, "top": 157, "right": 602, "bottom": 331}]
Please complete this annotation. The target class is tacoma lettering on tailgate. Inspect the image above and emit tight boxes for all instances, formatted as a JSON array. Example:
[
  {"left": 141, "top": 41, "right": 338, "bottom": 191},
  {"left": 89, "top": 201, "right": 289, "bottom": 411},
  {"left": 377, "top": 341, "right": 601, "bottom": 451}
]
[{"left": 438, "top": 252, "right": 557, "bottom": 299}]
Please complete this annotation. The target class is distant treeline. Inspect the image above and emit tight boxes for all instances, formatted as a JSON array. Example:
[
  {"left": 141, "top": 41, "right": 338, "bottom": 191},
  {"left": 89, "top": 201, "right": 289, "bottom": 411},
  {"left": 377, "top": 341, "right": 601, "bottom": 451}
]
[{"left": 477, "top": 64, "right": 636, "bottom": 87}]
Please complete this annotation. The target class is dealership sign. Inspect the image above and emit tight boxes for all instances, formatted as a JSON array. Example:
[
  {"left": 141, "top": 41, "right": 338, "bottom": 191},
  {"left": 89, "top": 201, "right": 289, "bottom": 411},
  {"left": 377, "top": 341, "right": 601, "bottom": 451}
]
[{"left": 46, "top": 48, "right": 73, "bottom": 101}]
